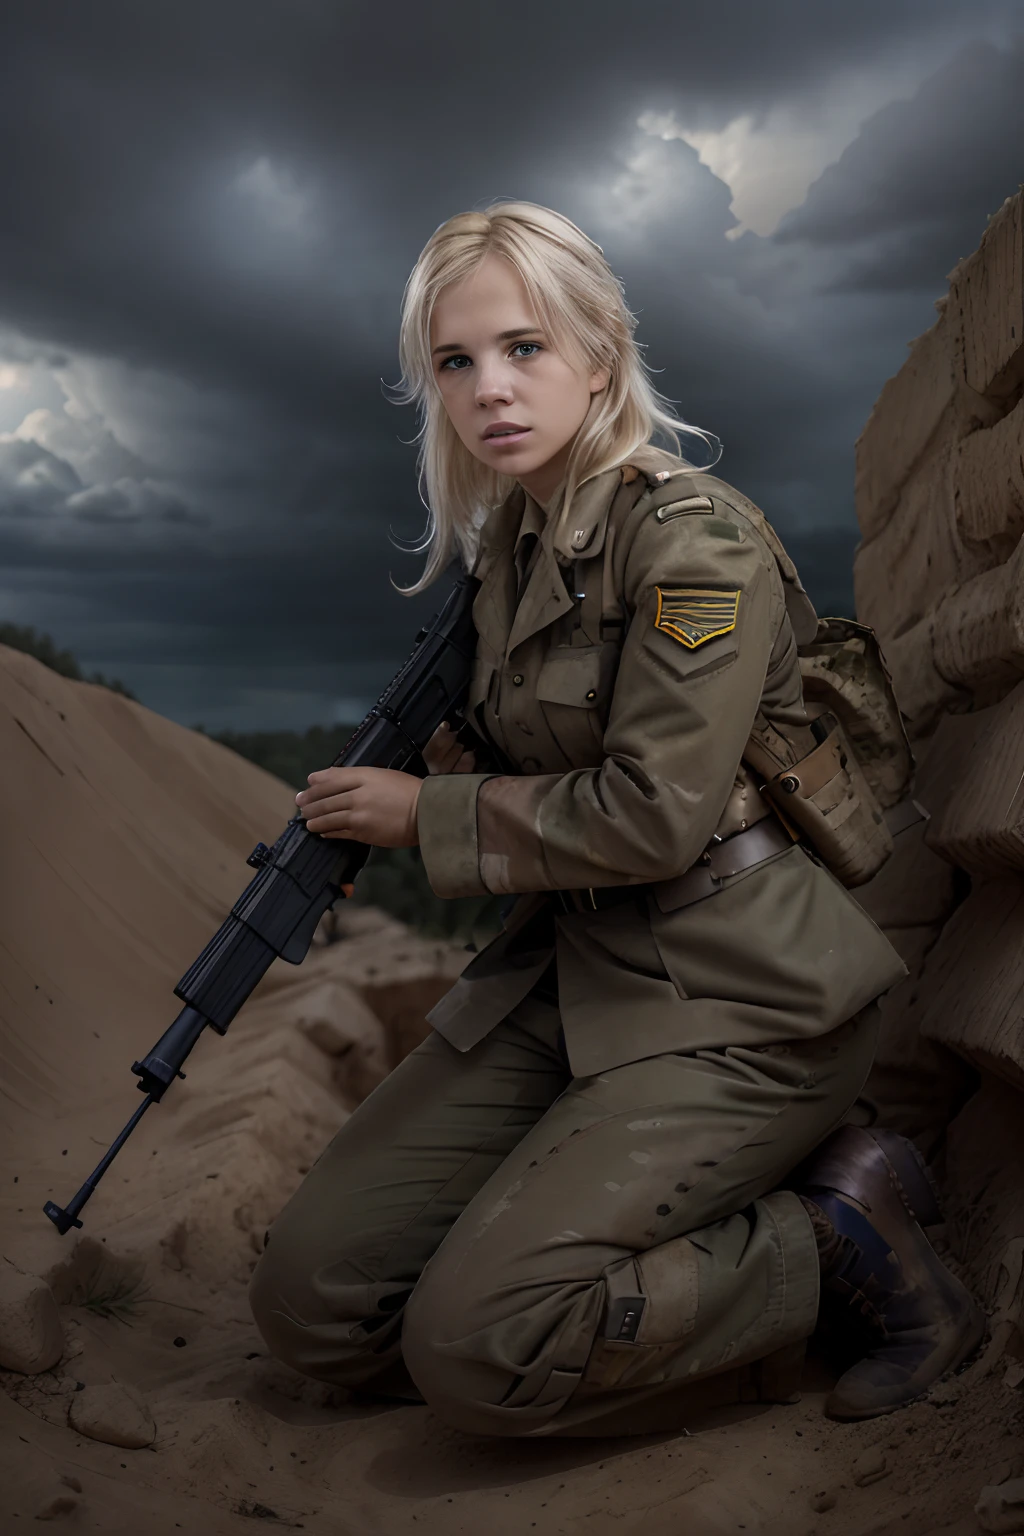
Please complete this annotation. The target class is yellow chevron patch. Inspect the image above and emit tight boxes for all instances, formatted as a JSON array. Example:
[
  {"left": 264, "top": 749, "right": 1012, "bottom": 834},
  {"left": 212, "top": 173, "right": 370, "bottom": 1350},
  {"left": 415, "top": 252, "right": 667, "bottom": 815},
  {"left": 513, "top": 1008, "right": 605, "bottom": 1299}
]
[{"left": 654, "top": 587, "right": 740, "bottom": 649}]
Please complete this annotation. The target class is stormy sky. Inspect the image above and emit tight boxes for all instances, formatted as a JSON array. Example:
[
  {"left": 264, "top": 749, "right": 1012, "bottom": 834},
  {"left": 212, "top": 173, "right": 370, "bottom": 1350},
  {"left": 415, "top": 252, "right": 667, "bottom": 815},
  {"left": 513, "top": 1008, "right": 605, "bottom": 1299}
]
[{"left": 1, "top": 3, "right": 1022, "bottom": 732}]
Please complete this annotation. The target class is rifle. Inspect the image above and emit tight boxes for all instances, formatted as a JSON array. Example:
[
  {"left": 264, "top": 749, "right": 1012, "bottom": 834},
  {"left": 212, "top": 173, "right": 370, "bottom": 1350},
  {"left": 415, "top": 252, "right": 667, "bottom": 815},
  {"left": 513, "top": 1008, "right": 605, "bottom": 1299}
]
[{"left": 44, "top": 568, "right": 480, "bottom": 1235}]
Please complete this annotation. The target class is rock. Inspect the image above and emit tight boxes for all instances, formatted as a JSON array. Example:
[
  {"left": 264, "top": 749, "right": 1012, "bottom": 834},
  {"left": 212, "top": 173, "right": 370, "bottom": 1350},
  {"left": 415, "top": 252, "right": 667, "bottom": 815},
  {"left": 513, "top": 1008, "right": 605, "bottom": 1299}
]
[
  {"left": 0, "top": 1265, "right": 64, "bottom": 1374},
  {"left": 34, "top": 1494, "right": 79, "bottom": 1520},
  {"left": 293, "top": 978, "right": 390, "bottom": 1103},
  {"left": 67, "top": 1381, "right": 156, "bottom": 1449},
  {"left": 977, "top": 1479, "right": 1024, "bottom": 1534},
  {"left": 811, "top": 1487, "right": 838, "bottom": 1512},
  {"left": 853, "top": 1446, "right": 889, "bottom": 1487}
]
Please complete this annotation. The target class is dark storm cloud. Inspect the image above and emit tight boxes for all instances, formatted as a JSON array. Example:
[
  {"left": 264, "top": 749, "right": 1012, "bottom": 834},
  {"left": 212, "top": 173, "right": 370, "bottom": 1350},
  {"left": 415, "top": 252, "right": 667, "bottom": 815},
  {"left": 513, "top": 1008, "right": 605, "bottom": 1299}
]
[
  {"left": 1, "top": 0, "right": 1019, "bottom": 413},
  {"left": 775, "top": 39, "right": 1024, "bottom": 291},
  {"left": 0, "top": 438, "right": 81, "bottom": 516},
  {"left": 0, "top": 2, "right": 1022, "bottom": 727}
]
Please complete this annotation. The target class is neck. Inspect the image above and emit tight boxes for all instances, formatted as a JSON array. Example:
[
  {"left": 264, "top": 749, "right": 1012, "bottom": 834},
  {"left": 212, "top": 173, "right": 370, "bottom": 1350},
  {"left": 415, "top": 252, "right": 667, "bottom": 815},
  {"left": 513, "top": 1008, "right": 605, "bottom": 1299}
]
[{"left": 516, "top": 444, "right": 573, "bottom": 510}]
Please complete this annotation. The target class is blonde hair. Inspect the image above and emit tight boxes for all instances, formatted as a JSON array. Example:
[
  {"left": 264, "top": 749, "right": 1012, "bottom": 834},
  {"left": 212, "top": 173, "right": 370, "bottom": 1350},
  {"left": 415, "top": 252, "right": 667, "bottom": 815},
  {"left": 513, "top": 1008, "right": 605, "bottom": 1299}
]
[{"left": 390, "top": 199, "right": 719, "bottom": 593}]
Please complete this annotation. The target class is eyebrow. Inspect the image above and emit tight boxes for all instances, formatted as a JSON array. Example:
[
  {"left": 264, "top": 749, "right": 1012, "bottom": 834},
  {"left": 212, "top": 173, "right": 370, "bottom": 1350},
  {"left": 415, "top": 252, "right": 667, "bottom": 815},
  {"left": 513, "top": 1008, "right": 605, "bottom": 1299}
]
[{"left": 431, "top": 326, "right": 544, "bottom": 357}]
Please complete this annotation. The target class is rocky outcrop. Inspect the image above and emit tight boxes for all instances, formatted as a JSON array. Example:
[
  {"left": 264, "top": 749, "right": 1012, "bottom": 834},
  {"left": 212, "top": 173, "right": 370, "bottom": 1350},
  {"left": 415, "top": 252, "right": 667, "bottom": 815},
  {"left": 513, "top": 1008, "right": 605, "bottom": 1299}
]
[{"left": 852, "top": 190, "right": 1024, "bottom": 1339}]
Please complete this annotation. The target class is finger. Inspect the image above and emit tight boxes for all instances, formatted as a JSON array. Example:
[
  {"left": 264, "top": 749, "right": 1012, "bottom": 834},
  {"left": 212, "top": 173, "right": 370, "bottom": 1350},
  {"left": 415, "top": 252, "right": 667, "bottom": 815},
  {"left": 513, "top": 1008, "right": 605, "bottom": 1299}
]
[
  {"left": 423, "top": 724, "right": 459, "bottom": 769},
  {"left": 299, "top": 793, "right": 357, "bottom": 823},
  {"left": 304, "top": 810, "right": 354, "bottom": 835},
  {"left": 298, "top": 777, "right": 356, "bottom": 806},
  {"left": 297, "top": 783, "right": 333, "bottom": 805},
  {"left": 304, "top": 767, "right": 364, "bottom": 791}
]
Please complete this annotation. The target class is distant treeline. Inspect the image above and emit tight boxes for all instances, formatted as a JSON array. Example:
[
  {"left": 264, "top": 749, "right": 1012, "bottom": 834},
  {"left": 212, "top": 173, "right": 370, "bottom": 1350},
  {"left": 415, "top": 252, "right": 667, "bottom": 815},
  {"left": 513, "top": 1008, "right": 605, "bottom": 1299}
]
[
  {"left": 200, "top": 724, "right": 357, "bottom": 793},
  {"left": 0, "top": 622, "right": 137, "bottom": 699}
]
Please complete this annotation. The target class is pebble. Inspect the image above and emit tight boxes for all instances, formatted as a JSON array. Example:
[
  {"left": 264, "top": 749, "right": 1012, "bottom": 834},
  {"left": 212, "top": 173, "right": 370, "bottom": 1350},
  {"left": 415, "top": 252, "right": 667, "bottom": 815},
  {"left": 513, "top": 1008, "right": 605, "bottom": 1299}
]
[
  {"left": 976, "top": 1478, "right": 1024, "bottom": 1534},
  {"left": 67, "top": 1381, "right": 156, "bottom": 1449},
  {"left": 0, "top": 1266, "right": 64, "bottom": 1374},
  {"left": 853, "top": 1446, "right": 889, "bottom": 1487}
]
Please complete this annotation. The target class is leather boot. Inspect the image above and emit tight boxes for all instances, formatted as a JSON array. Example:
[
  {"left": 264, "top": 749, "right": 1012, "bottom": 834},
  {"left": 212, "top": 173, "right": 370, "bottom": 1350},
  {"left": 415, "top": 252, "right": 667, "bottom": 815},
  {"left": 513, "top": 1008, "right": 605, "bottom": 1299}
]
[{"left": 794, "top": 1125, "right": 985, "bottom": 1420}]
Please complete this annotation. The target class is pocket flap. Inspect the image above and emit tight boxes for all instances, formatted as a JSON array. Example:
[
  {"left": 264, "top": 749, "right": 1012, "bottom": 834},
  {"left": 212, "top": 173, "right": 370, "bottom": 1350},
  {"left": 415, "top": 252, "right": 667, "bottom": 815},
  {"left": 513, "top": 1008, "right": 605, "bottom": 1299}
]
[{"left": 536, "top": 646, "right": 607, "bottom": 708}]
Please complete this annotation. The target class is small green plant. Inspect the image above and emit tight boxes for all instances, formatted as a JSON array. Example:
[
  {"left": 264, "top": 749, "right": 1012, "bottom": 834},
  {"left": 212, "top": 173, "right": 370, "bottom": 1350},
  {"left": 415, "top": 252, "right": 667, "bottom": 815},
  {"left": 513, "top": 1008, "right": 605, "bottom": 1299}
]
[{"left": 73, "top": 1264, "right": 151, "bottom": 1324}]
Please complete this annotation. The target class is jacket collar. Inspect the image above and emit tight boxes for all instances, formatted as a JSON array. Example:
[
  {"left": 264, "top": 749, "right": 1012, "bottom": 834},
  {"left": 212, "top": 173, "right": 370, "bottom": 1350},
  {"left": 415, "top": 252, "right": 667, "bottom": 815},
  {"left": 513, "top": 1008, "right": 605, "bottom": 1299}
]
[
  {"left": 471, "top": 444, "right": 692, "bottom": 655},
  {"left": 548, "top": 444, "right": 690, "bottom": 561}
]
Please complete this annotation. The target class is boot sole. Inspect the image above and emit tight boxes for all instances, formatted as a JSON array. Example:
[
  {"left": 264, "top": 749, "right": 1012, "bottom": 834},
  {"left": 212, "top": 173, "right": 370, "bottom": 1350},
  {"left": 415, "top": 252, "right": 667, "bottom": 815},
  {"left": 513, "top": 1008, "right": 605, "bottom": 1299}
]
[{"left": 824, "top": 1294, "right": 986, "bottom": 1421}]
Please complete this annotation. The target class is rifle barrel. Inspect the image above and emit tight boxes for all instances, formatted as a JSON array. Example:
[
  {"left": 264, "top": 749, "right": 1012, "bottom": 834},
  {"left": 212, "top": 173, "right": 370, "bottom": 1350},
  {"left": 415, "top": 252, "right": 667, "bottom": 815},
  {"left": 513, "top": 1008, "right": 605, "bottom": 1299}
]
[{"left": 43, "top": 1094, "right": 155, "bottom": 1234}]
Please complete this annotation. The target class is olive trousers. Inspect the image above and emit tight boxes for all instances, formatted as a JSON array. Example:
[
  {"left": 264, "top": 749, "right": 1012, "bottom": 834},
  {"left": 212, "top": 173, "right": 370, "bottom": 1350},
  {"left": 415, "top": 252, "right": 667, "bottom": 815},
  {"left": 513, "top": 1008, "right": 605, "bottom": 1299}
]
[{"left": 249, "top": 990, "right": 881, "bottom": 1437}]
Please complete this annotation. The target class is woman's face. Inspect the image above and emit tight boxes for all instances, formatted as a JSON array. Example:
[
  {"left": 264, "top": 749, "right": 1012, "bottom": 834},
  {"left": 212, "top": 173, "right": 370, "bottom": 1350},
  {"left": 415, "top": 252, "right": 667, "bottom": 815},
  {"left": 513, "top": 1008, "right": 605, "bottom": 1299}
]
[{"left": 429, "top": 253, "right": 610, "bottom": 506}]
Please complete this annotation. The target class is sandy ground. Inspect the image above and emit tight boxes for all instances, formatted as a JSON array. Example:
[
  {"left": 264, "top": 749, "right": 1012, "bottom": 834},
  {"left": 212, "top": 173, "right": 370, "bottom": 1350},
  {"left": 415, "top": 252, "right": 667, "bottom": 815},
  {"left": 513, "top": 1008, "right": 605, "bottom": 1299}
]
[{"left": 1, "top": 646, "right": 1019, "bottom": 1536}]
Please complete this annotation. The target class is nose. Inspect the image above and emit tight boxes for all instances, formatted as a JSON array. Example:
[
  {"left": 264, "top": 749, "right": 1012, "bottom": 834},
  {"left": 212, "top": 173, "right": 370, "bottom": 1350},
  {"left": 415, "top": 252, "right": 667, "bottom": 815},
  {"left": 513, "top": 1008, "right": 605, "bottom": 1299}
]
[{"left": 474, "top": 352, "right": 514, "bottom": 409}]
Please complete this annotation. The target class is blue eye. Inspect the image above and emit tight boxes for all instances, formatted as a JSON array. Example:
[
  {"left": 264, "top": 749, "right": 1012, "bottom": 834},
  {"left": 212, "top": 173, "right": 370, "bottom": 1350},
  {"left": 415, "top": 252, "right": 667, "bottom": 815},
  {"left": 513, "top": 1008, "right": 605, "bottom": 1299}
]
[{"left": 438, "top": 341, "right": 542, "bottom": 373}]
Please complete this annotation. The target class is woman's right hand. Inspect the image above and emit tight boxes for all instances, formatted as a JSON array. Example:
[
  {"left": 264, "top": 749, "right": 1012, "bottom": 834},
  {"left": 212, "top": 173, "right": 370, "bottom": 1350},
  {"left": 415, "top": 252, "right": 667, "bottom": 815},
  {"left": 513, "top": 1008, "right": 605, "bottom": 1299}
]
[{"left": 422, "top": 720, "right": 477, "bottom": 775}]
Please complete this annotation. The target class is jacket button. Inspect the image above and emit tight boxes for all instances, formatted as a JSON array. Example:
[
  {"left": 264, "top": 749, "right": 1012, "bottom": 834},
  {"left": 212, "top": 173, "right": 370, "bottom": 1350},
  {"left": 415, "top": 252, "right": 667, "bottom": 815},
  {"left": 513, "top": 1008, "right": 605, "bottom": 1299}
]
[
  {"left": 585, "top": 689, "right": 597, "bottom": 701},
  {"left": 512, "top": 673, "right": 524, "bottom": 686}
]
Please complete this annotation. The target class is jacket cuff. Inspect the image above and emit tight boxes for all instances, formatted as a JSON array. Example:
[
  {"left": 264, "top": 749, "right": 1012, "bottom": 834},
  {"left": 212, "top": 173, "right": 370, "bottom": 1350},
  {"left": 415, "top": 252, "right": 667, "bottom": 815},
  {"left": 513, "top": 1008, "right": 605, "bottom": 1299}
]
[{"left": 416, "top": 772, "right": 496, "bottom": 898}]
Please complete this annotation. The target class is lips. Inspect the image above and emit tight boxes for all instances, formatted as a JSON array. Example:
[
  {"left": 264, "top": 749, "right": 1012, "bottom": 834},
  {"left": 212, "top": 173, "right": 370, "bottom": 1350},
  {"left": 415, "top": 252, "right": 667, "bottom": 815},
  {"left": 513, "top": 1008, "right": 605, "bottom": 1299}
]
[{"left": 483, "top": 422, "right": 530, "bottom": 441}]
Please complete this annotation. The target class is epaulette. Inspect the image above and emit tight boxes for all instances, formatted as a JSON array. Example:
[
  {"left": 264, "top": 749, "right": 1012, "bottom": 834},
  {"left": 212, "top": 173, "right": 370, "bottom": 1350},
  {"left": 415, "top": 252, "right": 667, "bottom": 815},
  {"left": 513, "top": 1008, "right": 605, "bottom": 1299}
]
[
  {"left": 621, "top": 460, "right": 715, "bottom": 521},
  {"left": 620, "top": 463, "right": 685, "bottom": 488}
]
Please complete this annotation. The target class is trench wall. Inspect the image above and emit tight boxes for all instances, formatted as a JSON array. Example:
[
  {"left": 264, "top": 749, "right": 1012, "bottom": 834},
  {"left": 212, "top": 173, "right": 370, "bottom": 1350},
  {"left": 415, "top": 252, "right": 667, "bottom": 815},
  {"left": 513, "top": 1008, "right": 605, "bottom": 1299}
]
[{"left": 851, "top": 188, "right": 1024, "bottom": 1324}]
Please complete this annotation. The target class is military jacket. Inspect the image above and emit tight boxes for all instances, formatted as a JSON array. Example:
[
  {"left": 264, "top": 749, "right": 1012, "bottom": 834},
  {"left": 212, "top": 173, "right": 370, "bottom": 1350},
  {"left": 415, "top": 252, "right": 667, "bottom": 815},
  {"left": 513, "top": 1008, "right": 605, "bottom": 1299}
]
[{"left": 415, "top": 443, "right": 907, "bottom": 1075}]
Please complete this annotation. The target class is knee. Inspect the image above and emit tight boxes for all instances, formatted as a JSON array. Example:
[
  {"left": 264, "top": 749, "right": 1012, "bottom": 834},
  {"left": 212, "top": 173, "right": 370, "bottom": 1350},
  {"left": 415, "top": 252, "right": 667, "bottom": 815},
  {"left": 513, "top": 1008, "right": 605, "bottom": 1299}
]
[
  {"left": 248, "top": 1238, "right": 400, "bottom": 1389},
  {"left": 401, "top": 1276, "right": 514, "bottom": 1435},
  {"left": 247, "top": 1242, "right": 308, "bottom": 1373},
  {"left": 401, "top": 1261, "right": 590, "bottom": 1437}
]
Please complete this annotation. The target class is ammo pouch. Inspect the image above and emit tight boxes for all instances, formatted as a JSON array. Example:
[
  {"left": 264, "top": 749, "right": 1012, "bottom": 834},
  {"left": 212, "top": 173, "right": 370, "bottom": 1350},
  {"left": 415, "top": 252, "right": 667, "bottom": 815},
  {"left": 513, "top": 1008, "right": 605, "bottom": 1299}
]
[{"left": 743, "top": 618, "right": 915, "bottom": 889}]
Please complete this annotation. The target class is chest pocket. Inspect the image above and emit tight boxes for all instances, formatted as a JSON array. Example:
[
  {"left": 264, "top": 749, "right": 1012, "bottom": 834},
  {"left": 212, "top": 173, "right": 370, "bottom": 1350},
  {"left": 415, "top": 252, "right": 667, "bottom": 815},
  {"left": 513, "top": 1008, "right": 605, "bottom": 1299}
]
[{"left": 535, "top": 643, "right": 619, "bottom": 768}]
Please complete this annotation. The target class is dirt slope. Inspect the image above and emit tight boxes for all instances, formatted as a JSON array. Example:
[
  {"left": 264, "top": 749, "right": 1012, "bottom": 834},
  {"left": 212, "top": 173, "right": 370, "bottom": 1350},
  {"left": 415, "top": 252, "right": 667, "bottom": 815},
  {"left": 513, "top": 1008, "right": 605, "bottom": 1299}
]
[{"left": 0, "top": 648, "right": 1017, "bottom": 1536}]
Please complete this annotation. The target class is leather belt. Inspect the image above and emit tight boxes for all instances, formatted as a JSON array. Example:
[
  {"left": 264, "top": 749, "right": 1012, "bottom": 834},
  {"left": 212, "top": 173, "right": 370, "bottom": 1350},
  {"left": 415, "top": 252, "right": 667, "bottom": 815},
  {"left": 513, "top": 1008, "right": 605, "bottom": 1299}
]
[
  {"left": 553, "top": 814, "right": 797, "bottom": 917},
  {"left": 652, "top": 815, "right": 795, "bottom": 911}
]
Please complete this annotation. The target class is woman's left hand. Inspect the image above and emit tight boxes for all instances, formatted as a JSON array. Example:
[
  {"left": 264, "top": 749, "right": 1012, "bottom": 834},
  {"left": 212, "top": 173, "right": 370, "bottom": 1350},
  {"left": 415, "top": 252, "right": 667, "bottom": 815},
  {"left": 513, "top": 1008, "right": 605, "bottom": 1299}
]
[{"left": 296, "top": 766, "right": 422, "bottom": 847}]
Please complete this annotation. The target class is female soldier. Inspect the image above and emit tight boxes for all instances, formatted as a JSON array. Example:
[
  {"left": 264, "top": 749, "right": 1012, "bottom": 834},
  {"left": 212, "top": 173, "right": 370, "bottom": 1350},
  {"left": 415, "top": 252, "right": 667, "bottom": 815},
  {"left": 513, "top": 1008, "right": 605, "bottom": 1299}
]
[{"left": 250, "top": 201, "right": 982, "bottom": 1436}]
